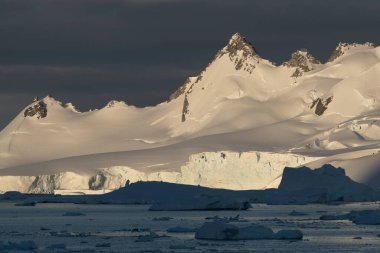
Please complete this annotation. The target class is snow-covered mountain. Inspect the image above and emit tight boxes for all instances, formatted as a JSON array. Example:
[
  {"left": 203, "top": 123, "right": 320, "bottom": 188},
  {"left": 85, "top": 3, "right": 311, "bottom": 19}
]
[{"left": 1, "top": 32, "right": 380, "bottom": 194}]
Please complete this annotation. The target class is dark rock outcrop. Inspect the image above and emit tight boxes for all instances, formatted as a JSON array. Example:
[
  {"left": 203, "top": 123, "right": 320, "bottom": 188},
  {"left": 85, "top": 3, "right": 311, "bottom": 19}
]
[
  {"left": 328, "top": 42, "right": 375, "bottom": 62},
  {"left": 284, "top": 49, "right": 320, "bottom": 77},
  {"left": 310, "top": 96, "right": 333, "bottom": 116},
  {"left": 24, "top": 97, "right": 47, "bottom": 119},
  {"left": 89, "top": 174, "right": 107, "bottom": 190},
  {"left": 168, "top": 78, "right": 191, "bottom": 102},
  {"left": 106, "top": 100, "right": 127, "bottom": 108},
  {"left": 181, "top": 95, "right": 189, "bottom": 122},
  {"left": 216, "top": 33, "right": 261, "bottom": 73}
]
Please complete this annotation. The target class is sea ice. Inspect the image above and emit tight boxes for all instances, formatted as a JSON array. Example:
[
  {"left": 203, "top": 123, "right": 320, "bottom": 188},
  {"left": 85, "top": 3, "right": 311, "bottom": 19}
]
[
  {"left": 275, "top": 229, "right": 303, "bottom": 240},
  {"left": 152, "top": 216, "right": 173, "bottom": 221},
  {"left": 2, "top": 191, "right": 26, "bottom": 200},
  {"left": 46, "top": 243, "right": 66, "bottom": 249},
  {"left": 289, "top": 210, "right": 308, "bottom": 216},
  {"left": 167, "top": 226, "right": 196, "bottom": 233},
  {"left": 149, "top": 197, "right": 250, "bottom": 211},
  {"left": 14, "top": 201, "right": 36, "bottom": 207},
  {"left": 320, "top": 210, "right": 380, "bottom": 225},
  {"left": 195, "top": 221, "right": 303, "bottom": 240},
  {"left": 95, "top": 242, "right": 111, "bottom": 247},
  {"left": 349, "top": 210, "right": 380, "bottom": 225},
  {"left": 62, "top": 211, "right": 86, "bottom": 216},
  {"left": 205, "top": 215, "right": 248, "bottom": 222},
  {"left": 195, "top": 221, "right": 239, "bottom": 240},
  {"left": 0, "top": 240, "right": 38, "bottom": 251},
  {"left": 135, "top": 231, "right": 160, "bottom": 242}
]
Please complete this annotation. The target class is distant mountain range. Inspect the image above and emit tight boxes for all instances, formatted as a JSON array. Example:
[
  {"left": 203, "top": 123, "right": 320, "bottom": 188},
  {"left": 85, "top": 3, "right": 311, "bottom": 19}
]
[{"left": 0, "top": 33, "right": 380, "bottom": 194}]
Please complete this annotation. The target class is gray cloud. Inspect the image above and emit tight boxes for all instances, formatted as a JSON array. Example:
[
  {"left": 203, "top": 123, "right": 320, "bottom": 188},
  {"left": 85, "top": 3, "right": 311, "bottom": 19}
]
[{"left": 0, "top": 0, "right": 379, "bottom": 128}]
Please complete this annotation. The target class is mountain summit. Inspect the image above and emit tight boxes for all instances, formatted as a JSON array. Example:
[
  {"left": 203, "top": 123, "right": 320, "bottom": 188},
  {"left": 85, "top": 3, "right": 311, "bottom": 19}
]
[
  {"left": 214, "top": 32, "right": 266, "bottom": 73},
  {"left": 284, "top": 48, "right": 320, "bottom": 77},
  {"left": 328, "top": 42, "right": 375, "bottom": 62},
  {"left": 23, "top": 97, "right": 47, "bottom": 119},
  {"left": 0, "top": 33, "right": 380, "bottom": 194}
]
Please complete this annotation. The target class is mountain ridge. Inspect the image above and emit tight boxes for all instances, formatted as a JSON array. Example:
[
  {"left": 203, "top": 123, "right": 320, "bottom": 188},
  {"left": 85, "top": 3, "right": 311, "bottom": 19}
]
[
  {"left": 12, "top": 33, "right": 377, "bottom": 119},
  {"left": 0, "top": 33, "right": 380, "bottom": 194}
]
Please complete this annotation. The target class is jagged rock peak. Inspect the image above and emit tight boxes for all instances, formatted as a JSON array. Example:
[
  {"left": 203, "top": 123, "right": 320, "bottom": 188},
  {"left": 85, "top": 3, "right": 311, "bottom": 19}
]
[
  {"left": 218, "top": 33, "right": 259, "bottom": 59},
  {"left": 310, "top": 96, "right": 333, "bottom": 116},
  {"left": 284, "top": 49, "right": 320, "bottom": 69},
  {"left": 225, "top": 32, "right": 259, "bottom": 57},
  {"left": 105, "top": 100, "right": 128, "bottom": 108},
  {"left": 284, "top": 49, "right": 320, "bottom": 78},
  {"left": 216, "top": 32, "right": 261, "bottom": 73},
  {"left": 24, "top": 95, "right": 82, "bottom": 118},
  {"left": 328, "top": 42, "right": 375, "bottom": 62},
  {"left": 24, "top": 96, "right": 47, "bottom": 119},
  {"left": 167, "top": 78, "right": 192, "bottom": 102},
  {"left": 168, "top": 33, "right": 263, "bottom": 105}
]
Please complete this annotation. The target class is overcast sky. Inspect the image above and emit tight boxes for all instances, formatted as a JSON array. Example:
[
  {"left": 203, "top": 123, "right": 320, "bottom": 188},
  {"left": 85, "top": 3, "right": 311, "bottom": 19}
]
[{"left": 0, "top": 0, "right": 379, "bottom": 128}]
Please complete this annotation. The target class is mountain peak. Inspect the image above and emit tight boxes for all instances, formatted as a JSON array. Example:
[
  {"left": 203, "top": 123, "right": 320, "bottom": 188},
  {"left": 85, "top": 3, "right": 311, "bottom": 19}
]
[
  {"left": 224, "top": 32, "right": 259, "bottom": 58},
  {"left": 64, "top": 102, "right": 80, "bottom": 113},
  {"left": 216, "top": 32, "right": 261, "bottom": 73},
  {"left": 23, "top": 95, "right": 82, "bottom": 119},
  {"left": 229, "top": 32, "right": 244, "bottom": 41},
  {"left": 284, "top": 48, "right": 320, "bottom": 77},
  {"left": 42, "top": 94, "right": 61, "bottom": 104},
  {"left": 24, "top": 96, "right": 48, "bottom": 119},
  {"left": 328, "top": 42, "right": 375, "bottom": 62},
  {"left": 167, "top": 33, "right": 263, "bottom": 104},
  {"left": 105, "top": 100, "right": 128, "bottom": 108}
]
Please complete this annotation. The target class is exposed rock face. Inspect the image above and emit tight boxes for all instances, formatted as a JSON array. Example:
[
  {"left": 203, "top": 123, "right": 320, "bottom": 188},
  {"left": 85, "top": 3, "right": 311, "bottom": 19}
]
[
  {"left": 216, "top": 32, "right": 260, "bottom": 73},
  {"left": 24, "top": 97, "right": 47, "bottom": 119},
  {"left": 106, "top": 100, "right": 128, "bottom": 108},
  {"left": 179, "top": 33, "right": 262, "bottom": 122},
  {"left": 310, "top": 96, "right": 333, "bottom": 116},
  {"left": 89, "top": 174, "right": 107, "bottom": 190},
  {"left": 328, "top": 42, "right": 375, "bottom": 62},
  {"left": 328, "top": 43, "right": 347, "bottom": 62},
  {"left": 284, "top": 49, "right": 320, "bottom": 77},
  {"left": 168, "top": 78, "right": 191, "bottom": 102},
  {"left": 181, "top": 94, "right": 189, "bottom": 122},
  {"left": 28, "top": 175, "right": 55, "bottom": 194},
  {"left": 224, "top": 33, "right": 258, "bottom": 58},
  {"left": 179, "top": 75, "right": 203, "bottom": 122}
]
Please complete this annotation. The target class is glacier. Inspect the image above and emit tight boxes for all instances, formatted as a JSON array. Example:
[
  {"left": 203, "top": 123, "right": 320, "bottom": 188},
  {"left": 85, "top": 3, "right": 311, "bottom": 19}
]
[
  {"left": 0, "top": 33, "right": 380, "bottom": 193},
  {"left": 0, "top": 151, "right": 319, "bottom": 194}
]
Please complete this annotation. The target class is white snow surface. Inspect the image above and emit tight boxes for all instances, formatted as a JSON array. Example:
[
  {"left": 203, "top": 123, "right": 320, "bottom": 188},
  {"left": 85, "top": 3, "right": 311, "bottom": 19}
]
[{"left": 1, "top": 33, "right": 380, "bottom": 193}]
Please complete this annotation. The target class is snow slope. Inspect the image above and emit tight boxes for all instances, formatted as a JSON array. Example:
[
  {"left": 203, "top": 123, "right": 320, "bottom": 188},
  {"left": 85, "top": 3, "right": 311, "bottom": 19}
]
[{"left": 0, "top": 33, "right": 380, "bottom": 193}]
